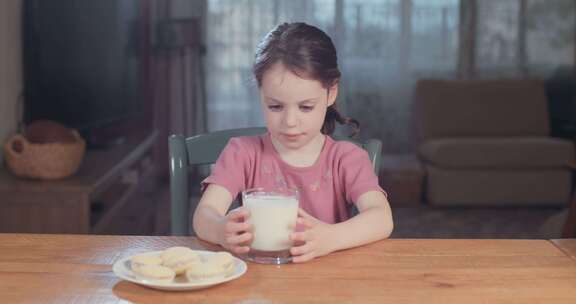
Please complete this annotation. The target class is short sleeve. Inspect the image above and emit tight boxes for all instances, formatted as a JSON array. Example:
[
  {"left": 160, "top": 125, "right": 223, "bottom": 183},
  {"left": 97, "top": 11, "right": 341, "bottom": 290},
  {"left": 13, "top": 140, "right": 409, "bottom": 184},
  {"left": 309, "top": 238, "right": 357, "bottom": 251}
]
[
  {"left": 339, "top": 146, "right": 386, "bottom": 204},
  {"left": 201, "top": 138, "right": 251, "bottom": 199}
]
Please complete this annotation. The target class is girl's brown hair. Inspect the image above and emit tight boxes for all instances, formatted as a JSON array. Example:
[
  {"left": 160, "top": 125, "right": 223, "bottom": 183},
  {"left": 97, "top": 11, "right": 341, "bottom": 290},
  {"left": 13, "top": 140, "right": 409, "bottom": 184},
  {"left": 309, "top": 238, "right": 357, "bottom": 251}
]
[{"left": 253, "top": 22, "right": 359, "bottom": 137}]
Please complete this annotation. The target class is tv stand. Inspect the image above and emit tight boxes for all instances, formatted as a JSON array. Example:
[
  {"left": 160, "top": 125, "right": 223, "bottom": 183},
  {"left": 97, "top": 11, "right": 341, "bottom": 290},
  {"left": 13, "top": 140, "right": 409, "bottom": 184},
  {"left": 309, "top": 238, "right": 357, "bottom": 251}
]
[
  {"left": 82, "top": 129, "right": 128, "bottom": 150},
  {"left": 0, "top": 131, "right": 159, "bottom": 234}
]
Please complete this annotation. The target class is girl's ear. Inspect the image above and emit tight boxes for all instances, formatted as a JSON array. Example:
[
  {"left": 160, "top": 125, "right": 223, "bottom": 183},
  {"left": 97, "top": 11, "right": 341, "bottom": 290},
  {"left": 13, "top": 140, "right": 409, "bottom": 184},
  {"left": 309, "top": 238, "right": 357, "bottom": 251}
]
[{"left": 327, "top": 83, "right": 338, "bottom": 107}]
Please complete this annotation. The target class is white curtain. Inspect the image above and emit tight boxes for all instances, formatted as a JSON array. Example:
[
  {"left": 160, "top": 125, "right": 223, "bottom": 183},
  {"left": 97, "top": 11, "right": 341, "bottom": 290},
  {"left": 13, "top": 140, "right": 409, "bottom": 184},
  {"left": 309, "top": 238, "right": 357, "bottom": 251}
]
[
  {"left": 476, "top": 0, "right": 575, "bottom": 78},
  {"left": 205, "top": 0, "right": 574, "bottom": 153}
]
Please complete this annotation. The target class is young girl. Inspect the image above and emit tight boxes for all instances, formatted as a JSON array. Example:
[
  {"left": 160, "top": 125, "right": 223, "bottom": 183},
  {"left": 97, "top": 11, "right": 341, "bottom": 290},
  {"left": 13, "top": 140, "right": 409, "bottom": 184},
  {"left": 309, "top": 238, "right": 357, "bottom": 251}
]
[{"left": 193, "top": 22, "right": 393, "bottom": 263}]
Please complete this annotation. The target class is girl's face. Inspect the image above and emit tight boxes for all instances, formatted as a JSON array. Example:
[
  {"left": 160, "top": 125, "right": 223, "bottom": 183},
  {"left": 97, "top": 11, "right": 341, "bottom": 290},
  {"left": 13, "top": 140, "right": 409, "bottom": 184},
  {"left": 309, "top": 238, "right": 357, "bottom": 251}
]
[{"left": 260, "top": 62, "right": 337, "bottom": 151}]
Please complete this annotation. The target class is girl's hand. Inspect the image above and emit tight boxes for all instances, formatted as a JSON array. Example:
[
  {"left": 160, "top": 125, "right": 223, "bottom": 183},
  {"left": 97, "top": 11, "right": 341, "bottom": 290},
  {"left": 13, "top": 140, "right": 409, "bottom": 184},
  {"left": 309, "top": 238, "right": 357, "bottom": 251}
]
[
  {"left": 290, "top": 208, "right": 335, "bottom": 263},
  {"left": 219, "top": 207, "right": 252, "bottom": 255}
]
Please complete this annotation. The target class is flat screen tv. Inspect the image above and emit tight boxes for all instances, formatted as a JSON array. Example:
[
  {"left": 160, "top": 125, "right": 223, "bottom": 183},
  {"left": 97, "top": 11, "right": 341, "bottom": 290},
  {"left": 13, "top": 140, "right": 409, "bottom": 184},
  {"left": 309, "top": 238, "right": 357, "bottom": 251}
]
[{"left": 22, "top": 0, "right": 145, "bottom": 141}]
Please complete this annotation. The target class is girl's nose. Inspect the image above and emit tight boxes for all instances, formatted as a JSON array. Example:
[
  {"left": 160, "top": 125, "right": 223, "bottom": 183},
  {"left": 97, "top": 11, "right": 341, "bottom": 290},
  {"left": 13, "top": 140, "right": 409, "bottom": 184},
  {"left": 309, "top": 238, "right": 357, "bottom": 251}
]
[{"left": 283, "top": 108, "right": 298, "bottom": 127}]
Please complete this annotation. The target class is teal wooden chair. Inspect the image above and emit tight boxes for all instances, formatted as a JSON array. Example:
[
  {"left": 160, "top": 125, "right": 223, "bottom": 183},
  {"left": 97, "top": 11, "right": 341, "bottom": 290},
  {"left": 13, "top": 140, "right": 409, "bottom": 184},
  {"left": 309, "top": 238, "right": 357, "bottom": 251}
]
[{"left": 169, "top": 128, "right": 382, "bottom": 236}]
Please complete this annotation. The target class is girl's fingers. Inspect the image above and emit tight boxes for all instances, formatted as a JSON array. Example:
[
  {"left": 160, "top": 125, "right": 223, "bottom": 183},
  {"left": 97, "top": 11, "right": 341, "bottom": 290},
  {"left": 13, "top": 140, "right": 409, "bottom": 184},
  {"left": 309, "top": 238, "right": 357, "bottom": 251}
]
[
  {"left": 228, "top": 208, "right": 250, "bottom": 222},
  {"left": 229, "top": 245, "right": 250, "bottom": 254},
  {"left": 292, "top": 251, "right": 316, "bottom": 263},
  {"left": 291, "top": 231, "right": 309, "bottom": 242},
  {"left": 297, "top": 208, "right": 313, "bottom": 219},
  {"left": 226, "top": 232, "right": 253, "bottom": 245},
  {"left": 290, "top": 240, "right": 314, "bottom": 256},
  {"left": 296, "top": 217, "right": 314, "bottom": 229},
  {"left": 225, "top": 221, "right": 252, "bottom": 234}
]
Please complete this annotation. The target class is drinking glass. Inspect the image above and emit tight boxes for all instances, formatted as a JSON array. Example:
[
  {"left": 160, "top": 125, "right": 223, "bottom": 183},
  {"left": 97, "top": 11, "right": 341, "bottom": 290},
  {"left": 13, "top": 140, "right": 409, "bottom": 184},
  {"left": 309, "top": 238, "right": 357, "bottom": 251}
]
[{"left": 242, "top": 187, "right": 299, "bottom": 264}]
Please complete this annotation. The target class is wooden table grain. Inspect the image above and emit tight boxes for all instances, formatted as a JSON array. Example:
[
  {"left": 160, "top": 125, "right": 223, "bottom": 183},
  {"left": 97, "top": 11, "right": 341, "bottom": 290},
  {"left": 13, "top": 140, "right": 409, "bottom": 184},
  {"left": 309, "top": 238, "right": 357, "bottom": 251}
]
[
  {"left": 1, "top": 234, "right": 576, "bottom": 303},
  {"left": 552, "top": 239, "right": 576, "bottom": 261}
]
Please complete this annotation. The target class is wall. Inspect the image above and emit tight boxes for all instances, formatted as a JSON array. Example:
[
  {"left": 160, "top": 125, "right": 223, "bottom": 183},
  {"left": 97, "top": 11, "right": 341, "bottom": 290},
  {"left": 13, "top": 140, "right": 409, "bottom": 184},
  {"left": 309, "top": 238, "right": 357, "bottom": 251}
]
[{"left": 0, "top": 0, "right": 22, "bottom": 166}]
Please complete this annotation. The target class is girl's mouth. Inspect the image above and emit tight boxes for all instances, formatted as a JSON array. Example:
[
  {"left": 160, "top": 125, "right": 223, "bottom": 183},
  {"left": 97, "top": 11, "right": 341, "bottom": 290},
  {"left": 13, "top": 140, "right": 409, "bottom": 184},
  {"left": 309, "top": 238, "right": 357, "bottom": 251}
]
[{"left": 282, "top": 133, "right": 302, "bottom": 141}]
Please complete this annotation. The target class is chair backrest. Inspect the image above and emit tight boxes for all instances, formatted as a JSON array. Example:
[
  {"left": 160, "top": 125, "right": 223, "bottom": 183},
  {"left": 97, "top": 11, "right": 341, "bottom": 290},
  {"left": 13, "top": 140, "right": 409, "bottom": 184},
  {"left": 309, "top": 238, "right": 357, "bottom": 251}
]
[
  {"left": 414, "top": 79, "right": 550, "bottom": 142},
  {"left": 169, "top": 128, "right": 382, "bottom": 236}
]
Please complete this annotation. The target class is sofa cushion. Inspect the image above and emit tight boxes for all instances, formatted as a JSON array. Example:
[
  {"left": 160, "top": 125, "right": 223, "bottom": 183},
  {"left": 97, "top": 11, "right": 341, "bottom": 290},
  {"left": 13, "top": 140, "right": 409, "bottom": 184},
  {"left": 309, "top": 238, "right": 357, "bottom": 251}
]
[
  {"left": 414, "top": 79, "right": 550, "bottom": 141},
  {"left": 425, "top": 165, "right": 571, "bottom": 206},
  {"left": 419, "top": 137, "right": 574, "bottom": 169}
]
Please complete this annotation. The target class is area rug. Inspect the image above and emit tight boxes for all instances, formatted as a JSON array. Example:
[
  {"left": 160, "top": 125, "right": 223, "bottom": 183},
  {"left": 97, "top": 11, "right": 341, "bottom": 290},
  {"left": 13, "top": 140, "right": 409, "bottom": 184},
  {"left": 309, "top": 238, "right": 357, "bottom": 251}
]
[{"left": 390, "top": 205, "right": 568, "bottom": 239}]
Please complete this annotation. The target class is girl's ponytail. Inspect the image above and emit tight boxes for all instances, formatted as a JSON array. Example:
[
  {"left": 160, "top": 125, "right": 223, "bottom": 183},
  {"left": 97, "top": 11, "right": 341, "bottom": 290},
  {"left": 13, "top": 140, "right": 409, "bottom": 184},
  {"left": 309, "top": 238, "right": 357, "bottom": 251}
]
[{"left": 322, "top": 105, "right": 360, "bottom": 138}]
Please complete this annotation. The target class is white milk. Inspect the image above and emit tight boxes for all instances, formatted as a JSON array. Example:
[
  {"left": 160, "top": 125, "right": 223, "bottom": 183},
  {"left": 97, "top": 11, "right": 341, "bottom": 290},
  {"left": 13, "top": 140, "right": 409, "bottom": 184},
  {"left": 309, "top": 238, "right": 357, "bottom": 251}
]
[{"left": 244, "top": 195, "right": 298, "bottom": 251}]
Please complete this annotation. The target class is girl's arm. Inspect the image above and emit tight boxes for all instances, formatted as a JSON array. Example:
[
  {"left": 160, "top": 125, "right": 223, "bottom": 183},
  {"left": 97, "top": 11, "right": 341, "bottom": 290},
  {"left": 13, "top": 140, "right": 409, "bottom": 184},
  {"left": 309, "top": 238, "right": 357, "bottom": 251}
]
[
  {"left": 291, "top": 190, "right": 393, "bottom": 262},
  {"left": 193, "top": 184, "right": 252, "bottom": 254},
  {"left": 329, "top": 190, "right": 393, "bottom": 251}
]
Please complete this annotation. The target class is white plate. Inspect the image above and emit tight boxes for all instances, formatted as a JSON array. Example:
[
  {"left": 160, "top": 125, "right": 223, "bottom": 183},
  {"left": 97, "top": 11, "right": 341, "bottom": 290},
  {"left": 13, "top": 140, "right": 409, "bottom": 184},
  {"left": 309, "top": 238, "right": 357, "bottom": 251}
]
[{"left": 112, "top": 250, "right": 247, "bottom": 291}]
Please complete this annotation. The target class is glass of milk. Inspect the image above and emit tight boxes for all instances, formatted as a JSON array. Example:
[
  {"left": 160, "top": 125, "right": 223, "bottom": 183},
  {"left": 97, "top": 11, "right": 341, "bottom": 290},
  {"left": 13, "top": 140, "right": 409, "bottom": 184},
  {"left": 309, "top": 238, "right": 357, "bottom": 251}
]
[{"left": 242, "top": 187, "right": 299, "bottom": 264}]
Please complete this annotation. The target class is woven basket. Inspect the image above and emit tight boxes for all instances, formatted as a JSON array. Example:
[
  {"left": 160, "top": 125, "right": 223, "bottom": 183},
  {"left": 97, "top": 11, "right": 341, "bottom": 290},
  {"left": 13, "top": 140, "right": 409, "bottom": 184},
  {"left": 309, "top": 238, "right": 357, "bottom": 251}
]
[{"left": 3, "top": 130, "right": 86, "bottom": 180}]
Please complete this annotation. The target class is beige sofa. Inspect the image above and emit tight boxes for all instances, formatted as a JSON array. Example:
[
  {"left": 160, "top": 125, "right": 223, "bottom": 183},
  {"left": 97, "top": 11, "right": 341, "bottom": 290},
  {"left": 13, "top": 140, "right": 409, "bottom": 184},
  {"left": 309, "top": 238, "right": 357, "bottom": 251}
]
[{"left": 414, "top": 79, "right": 574, "bottom": 207}]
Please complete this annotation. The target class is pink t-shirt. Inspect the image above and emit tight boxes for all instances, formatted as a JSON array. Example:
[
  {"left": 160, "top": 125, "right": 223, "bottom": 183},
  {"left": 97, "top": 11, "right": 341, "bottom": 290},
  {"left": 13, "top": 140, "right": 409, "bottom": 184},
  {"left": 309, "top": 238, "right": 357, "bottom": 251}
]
[{"left": 202, "top": 133, "right": 385, "bottom": 223}]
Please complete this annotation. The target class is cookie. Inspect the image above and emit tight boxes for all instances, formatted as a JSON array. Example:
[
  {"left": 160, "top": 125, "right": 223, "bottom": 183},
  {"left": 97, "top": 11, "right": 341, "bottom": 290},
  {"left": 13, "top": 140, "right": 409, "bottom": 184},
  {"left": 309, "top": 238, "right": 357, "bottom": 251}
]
[
  {"left": 160, "top": 246, "right": 195, "bottom": 261},
  {"left": 160, "top": 247, "right": 201, "bottom": 275},
  {"left": 204, "top": 251, "right": 235, "bottom": 274},
  {"left": 133, "top": 264, "right": 176, "bottom": 283},
  {"left": 185, "top": 261, "right": 226, "bottom": 280},
  {"left": 131, "top": 253, "right": 163, "bottom": 273},
  {"left": 162, "top": 251, "right": 201, "bottom": 275},
  {"left": 186, "top": 252, "right": 236, "bottom": 281}
]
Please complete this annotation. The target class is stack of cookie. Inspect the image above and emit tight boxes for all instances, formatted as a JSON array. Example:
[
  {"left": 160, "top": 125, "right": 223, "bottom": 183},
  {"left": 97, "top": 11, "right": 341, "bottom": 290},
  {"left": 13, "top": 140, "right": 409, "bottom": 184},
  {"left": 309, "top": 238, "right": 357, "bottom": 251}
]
[{"left": 130, "top": 247, "right": 235, "bottom": 283}]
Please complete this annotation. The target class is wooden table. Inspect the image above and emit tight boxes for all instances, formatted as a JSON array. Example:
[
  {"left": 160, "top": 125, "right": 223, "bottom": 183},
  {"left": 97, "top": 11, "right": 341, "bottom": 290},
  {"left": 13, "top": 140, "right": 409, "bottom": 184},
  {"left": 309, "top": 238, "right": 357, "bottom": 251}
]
[
  {"left": 2, "top": 234, "right": 576, "bottom": 303},
  {"left": 552, "top": 239, "right": 576, "bottom": 261}
]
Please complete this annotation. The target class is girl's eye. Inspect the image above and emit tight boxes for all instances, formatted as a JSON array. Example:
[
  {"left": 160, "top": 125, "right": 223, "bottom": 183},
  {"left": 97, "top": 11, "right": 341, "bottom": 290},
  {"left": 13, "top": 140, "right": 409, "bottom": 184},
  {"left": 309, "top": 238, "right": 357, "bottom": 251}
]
[
  {"left": 268, "top": 105, "right": 283, "bottom": 112},
  {"left": 300, "top": 105, "right": 314, "bottom": 112}
]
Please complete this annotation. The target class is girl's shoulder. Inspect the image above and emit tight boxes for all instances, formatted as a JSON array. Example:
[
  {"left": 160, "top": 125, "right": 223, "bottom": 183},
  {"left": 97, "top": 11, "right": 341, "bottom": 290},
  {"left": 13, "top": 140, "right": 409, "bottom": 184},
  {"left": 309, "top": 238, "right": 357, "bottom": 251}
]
[
  {"left": 327, "top": 137, "right": 368, "bottom": 157},
  {"left": 324, "top": 137, "right": 371, "bottom": 169},
  {"left": 326, "top": 137, "right": 374, "bottom": 175},
  {"left": 227, "top": 134, "right": 266, "bottom": 153}
]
